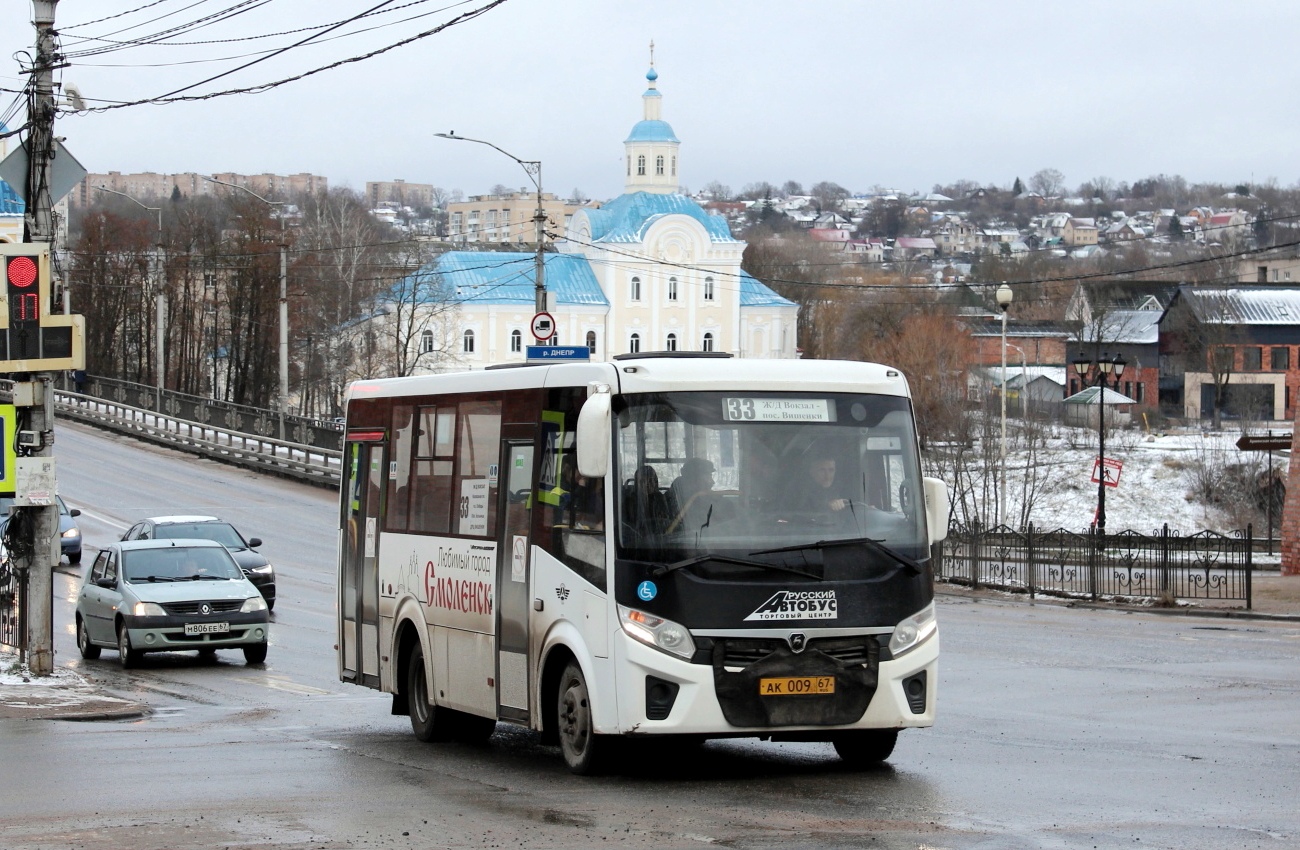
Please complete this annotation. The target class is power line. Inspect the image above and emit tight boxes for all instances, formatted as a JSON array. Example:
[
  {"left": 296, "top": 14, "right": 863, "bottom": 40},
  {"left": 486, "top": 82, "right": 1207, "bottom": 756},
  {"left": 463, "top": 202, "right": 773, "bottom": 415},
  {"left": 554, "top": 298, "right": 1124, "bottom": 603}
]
[{"left": 65, "top": 0, "right": 511, "bottom": 113}]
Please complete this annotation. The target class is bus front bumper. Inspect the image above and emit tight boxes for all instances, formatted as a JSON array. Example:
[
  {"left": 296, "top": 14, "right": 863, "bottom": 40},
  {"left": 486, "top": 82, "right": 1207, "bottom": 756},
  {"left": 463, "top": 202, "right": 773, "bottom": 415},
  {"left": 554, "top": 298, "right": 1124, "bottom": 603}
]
[{"left": 610, "top": 628, "right": 938, "bottom": 736}]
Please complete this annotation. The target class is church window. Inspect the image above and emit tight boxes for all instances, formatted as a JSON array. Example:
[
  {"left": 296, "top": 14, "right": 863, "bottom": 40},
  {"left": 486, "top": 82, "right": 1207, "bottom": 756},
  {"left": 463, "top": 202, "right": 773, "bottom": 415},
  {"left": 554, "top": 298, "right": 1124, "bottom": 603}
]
[
  {"left": 630, "top": 276, "right": 641, "bottom": 301},
  {"left": 672, "top": 156, "right": 677, "bottom": 176},
  {"left": 629, "top": 333, "right": 641, "bottom": 353},
  {"left": 702, "top": 332, "right": 714, "bottom": 352},
  {"left": 704, "top": 276, "right": 714, "bottom": 300},
  {"left": 420, "top": 329, "right": 435, "bottom": 354},
  {"left": 668, "top": 276, "right": 678, "bottom": 301},
  {"left": 586, "top": 330, "right": 597, "bottom": 354},
  {"left": 463, "top": 329, "right": 475, "bottom": 354},
  {"left": 637, "top": 155, "right": 646, "bottom": 176},
  {"left": 666, "top": 333, "right": 678, "bottom": 352},
  {"left": 510, "top": 329, "right": 522, "bottom": 353},
  {"left": 627, "top": 158, "right": 631, "bottom": 177},
  {"left": 656, "top": 156, "right": 664, "bottom": 176}
]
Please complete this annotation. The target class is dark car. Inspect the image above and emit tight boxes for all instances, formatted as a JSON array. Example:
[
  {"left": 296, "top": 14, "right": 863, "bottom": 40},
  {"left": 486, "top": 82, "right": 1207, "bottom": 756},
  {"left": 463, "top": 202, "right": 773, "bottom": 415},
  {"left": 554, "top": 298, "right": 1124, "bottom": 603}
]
[
  {"left": 0, "top": 495, "right": 82, "bottom": 564},
  {"left": 74, "top": 539, "right": 269, "bottom": 666},
  {"left": 122, "top": 516, "right": 275, "bottom": 610}
]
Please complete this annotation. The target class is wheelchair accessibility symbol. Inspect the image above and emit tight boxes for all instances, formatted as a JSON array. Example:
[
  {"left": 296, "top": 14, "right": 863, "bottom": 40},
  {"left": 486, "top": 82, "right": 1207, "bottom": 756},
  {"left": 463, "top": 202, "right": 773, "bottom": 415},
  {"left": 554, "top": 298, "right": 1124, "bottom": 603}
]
[{"left": 636, "top": 580, "right": 657, "bottom": 602}]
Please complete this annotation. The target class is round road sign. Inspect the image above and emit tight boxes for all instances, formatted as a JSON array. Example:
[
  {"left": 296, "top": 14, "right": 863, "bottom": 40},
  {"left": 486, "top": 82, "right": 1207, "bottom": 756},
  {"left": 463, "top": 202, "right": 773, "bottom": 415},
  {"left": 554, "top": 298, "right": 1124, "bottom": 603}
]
[{"left": 531, "top": 311, "right": 555, "bottom": 341}]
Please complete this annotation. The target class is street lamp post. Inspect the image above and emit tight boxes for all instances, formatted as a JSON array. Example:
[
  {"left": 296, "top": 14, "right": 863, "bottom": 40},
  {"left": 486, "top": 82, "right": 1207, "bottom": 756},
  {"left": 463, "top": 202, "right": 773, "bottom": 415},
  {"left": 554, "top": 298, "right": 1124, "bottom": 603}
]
[
  {"left": 95, "top": 186, "right": 165, "bottom": 412},
  {"left": 435, "top": 132, "right": 547, "bottom": 315},
  {"left": 996, "top": 283, "right": 1013, "bottom": 527},
  {"left": 201, "top": 176, "right": 289, "bottom": 439},
  {"left": 1072, "top": 351, "right": 1127, "bottom": 535}
]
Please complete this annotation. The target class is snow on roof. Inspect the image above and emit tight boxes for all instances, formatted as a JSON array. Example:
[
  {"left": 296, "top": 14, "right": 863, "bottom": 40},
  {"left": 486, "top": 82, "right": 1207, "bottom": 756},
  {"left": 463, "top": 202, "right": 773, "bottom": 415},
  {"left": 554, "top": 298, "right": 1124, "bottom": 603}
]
[
  {"left": 1063, "top": 386, "right": 1137, "bottom": 405},
  {"left": 1181, "top": 287, "right": 1300, "bottom": 325}
]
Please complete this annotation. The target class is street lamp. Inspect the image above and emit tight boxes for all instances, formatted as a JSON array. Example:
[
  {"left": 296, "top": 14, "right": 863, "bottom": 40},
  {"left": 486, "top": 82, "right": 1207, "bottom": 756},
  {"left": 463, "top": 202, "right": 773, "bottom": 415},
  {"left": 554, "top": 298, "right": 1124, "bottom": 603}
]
[
  {"left": 996, "top": 283, "right": 1012, "bottom": 527},
  {"left": 1072, "top": 350, "right": 1127, "bottom": 535},
  {"left": 435, "top": 132, "right": 547, "bottom": 315},
  {"left": 95, "top": 186, "right": 165, "bottom": 412},
  {"left": 201, "top": 176, "right": 289, "bottom": 439}
]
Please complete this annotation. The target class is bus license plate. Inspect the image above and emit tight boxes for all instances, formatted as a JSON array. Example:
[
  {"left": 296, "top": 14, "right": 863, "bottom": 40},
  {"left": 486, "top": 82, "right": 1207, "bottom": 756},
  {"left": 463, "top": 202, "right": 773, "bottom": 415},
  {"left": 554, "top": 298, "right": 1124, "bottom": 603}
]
[
  {"left": 759, "top": 676, "right": 835, "bottom": 696},
  {"left": 184, "top": 622, "right": 229, "bottom": 636}
]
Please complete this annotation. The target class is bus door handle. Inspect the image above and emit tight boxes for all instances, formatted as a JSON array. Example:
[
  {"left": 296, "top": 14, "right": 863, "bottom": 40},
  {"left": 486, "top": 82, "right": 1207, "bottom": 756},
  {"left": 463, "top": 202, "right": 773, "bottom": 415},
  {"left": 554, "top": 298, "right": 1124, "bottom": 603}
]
[{"left": 533, "top": 598, "right": 544, "bottom": 611}]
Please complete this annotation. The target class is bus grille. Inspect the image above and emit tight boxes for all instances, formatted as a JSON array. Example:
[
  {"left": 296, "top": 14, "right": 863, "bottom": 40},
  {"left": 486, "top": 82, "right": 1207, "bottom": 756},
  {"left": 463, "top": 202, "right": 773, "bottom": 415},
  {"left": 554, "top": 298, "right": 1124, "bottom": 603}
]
[{"left": 720, "top": 636, "right": 875, "bottom": 668}]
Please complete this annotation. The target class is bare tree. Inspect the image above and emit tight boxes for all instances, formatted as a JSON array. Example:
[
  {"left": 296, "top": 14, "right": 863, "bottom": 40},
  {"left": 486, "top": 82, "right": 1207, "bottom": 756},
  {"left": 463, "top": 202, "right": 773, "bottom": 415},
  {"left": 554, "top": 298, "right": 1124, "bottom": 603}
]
[{"left": 1029, "top": 168, "right": 1066, "bottom": 197}]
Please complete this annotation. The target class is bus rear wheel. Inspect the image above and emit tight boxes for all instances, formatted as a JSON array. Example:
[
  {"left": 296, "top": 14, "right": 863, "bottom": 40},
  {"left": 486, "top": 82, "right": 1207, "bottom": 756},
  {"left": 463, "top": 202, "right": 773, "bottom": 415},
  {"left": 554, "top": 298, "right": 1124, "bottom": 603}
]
[
  {"left": 832, "top": 729, "right": 898, "bottom": 767},
  {"left": 557, "top": 661, "right": 609, "bottom": 775},
  {"left": 407, "top": 645, "right": 453, "bottom": 742}
]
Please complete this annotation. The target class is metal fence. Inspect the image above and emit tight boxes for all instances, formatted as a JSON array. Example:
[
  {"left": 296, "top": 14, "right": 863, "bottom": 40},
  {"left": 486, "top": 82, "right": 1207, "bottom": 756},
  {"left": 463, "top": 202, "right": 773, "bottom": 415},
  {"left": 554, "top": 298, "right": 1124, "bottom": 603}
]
[
  {"left": 939, "top": 523, "right": 1254, "bottom": 608},
  {"left": 0, "top": 560, "right": 25, "bottom": 653}
]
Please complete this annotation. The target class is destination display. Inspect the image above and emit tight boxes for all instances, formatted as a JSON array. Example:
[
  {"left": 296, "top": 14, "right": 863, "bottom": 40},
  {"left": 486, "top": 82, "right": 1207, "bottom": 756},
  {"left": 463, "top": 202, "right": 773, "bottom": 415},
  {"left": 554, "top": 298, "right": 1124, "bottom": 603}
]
[{"left": 723, "top": 398, "right": 834, "bottom": 422}]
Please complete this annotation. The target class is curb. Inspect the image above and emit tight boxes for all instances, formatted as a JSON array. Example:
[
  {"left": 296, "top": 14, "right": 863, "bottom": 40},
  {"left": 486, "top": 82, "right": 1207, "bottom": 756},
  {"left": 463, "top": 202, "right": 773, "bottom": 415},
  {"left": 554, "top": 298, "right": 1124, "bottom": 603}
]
[{"left": 936, "top": 586, "right": 1300, "bottom": 623}]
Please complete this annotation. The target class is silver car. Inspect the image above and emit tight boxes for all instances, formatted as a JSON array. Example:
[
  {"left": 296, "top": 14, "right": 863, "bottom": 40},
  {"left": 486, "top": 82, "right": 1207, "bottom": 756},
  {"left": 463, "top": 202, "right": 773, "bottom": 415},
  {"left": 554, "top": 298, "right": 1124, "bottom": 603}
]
[{"left": 74, "top": 539, "right": 270, "bottom": 667}]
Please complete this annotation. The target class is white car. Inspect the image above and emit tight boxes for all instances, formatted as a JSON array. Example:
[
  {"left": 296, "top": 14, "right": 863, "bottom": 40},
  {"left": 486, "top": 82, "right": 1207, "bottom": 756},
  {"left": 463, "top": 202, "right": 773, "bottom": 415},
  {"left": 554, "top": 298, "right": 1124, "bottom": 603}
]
[{"left": 75, "top": 539, "right": 270, "bottom": 667}]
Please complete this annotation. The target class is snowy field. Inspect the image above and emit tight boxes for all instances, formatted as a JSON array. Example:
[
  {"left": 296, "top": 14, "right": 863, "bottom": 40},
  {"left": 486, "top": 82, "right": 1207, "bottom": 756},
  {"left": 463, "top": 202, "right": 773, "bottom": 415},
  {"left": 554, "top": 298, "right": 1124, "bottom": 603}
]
[{"left": 946, "top": 424, "right": 1290, "bottom": 538}]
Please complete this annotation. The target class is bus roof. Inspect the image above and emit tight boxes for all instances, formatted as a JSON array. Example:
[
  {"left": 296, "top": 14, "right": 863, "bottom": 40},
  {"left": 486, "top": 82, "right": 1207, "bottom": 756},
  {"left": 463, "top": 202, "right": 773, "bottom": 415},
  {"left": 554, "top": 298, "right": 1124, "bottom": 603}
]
[{"left": 345, "top": 357, "right": 911, "bottom": 403}]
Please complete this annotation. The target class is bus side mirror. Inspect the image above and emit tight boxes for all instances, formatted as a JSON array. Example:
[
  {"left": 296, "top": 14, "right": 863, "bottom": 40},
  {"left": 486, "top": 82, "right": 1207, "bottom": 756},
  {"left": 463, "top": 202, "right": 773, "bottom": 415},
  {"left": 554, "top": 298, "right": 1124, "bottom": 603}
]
[
  {"left": 576, "top": 387, "right": 611, "bottom": 478},
  {"left": 923, "top": 477, "right": 949, "bottom": 544}
]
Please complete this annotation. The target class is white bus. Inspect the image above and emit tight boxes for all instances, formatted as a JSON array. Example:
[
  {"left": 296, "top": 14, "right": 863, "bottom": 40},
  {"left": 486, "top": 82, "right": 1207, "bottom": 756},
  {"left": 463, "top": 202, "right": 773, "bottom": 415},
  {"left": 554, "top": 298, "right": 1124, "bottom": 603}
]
[{"left": 337, "top": 353, "right": 948, "bottom": 773}]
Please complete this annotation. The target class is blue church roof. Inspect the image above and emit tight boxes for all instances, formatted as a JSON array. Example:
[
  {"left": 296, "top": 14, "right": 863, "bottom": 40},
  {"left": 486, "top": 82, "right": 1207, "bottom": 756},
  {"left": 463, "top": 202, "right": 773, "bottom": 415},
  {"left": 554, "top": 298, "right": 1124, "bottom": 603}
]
[
  {"left": 391, "top": 251, "right": 608, "bottom": 308},
  {"left": 739, "top": 271, "right": 796, "bottom": 307},
  {"left": 583, "top": 192, "right": 736, "bottom": 244},
  {"left": 624, "top": 119, "right": 678, "bottom": 144},
  {"left": 0, "top": 123, "right": 23, "bottom": 216}
]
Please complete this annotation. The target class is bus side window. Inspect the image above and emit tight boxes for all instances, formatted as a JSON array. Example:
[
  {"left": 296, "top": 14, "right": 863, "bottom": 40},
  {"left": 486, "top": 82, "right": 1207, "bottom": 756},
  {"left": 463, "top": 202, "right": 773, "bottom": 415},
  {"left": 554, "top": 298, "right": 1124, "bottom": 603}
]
[
  {"left": 411, "top": 406, "right": 455, "bottom": 534},
  {"left": 386, "top": 405, "right": 414, "bottom": 532},
  {"left": 536, "top": 387, "right": 606, "bottom": 591}
]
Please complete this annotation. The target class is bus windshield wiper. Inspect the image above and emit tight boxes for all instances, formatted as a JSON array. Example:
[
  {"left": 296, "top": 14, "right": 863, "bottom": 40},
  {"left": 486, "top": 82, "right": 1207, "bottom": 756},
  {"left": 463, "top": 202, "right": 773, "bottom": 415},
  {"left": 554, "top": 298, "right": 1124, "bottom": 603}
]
[
  {"left": 749, "top": 536, "right": 922, "bottom": 576},
  {"left": 652, "top": 553, "right": 822, "bottom": 580}
]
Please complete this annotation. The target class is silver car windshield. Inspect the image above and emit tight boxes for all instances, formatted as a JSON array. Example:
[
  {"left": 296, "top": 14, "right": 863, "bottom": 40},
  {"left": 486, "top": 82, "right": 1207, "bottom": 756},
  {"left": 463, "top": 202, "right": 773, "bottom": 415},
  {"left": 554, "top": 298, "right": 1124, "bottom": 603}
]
[
  {"left": 122, "top": 547, "right": 243, "bottom": 582},
  {"left": 613, "top": 391, "right": 929, "bottom": 572}
]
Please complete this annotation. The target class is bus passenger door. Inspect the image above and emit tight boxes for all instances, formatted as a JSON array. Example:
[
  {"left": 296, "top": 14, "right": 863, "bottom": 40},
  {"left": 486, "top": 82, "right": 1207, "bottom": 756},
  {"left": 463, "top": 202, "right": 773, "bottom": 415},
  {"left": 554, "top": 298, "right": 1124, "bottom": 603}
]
[
  {"left": 496, "top": 436, "right": 534, "bottom": 723},
  {"left": 341, "top": 438, "right": 384, "bottom": 687}
]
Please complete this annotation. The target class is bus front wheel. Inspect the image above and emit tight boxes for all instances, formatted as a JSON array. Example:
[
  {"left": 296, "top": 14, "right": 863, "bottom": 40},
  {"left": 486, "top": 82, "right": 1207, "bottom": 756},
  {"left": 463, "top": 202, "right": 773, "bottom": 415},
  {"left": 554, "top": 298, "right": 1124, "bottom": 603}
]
[
  {"left": 832, "top": 729, "right": 898, "bottom": 767},
  {"left": 557, "top": 661, "right": 609, "bottom": 775}
]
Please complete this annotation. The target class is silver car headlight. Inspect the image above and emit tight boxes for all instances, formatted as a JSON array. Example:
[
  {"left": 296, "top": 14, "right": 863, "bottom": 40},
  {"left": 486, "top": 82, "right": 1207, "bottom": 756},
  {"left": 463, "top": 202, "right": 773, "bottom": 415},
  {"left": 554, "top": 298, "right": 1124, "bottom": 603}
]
[
  {"left": 61, "top": 528, "right": 80, "bottom": 539},
  {"left": 618, "top": 605, "right": 695, "bottom": 660},
  {"left": 241, "top": 596, "right": 268, "bottom": 613},
  {"left": 131, "top": 601, "right": 166, "bottom": 617},
  {"left": 888, "top": 602, "right": 937, "bottom": 657}
]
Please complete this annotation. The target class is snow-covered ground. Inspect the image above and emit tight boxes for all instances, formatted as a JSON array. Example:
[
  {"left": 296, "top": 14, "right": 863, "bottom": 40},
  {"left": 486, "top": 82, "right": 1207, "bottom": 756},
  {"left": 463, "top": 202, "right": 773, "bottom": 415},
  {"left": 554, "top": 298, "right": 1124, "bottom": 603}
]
[{"left": 941, "top": 424, "right": 1289, "bottom": 538}]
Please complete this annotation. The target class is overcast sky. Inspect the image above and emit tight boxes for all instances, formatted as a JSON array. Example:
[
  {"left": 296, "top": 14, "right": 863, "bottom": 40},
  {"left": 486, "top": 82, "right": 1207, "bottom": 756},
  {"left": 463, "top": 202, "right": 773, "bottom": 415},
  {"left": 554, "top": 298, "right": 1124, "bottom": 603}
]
[{"left": 3, "top": 0, "right": 1298, "bottom": 203}]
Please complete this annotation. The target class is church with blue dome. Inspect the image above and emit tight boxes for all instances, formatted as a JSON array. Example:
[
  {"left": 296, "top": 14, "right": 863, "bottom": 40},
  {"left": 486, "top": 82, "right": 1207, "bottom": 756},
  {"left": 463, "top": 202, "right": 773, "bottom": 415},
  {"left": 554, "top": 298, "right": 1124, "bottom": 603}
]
[{"left": 390, "top": 58, "right": 798, "bottom": 371}]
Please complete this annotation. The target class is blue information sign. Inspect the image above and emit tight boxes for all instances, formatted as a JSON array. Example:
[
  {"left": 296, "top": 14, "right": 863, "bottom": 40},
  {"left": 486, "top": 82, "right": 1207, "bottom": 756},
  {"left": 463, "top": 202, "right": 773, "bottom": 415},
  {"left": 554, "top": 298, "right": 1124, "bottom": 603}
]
[{"left": 525, "top": 346, "right": 590, "bottom": 362}]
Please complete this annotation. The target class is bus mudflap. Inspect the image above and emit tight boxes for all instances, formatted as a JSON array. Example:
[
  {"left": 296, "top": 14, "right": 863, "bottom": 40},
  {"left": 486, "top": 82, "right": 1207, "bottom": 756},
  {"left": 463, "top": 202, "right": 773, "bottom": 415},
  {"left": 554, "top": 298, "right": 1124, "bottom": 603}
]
[{"left": 711, "top": 639, "right": 879, "bottom": 727}]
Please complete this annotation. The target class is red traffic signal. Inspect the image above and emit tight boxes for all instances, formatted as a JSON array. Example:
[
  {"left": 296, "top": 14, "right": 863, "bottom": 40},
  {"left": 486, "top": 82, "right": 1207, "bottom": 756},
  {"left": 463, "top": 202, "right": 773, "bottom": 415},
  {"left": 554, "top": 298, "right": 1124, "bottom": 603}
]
[{"left": 4, "top": 254, "right": 41, "bottom": 326}]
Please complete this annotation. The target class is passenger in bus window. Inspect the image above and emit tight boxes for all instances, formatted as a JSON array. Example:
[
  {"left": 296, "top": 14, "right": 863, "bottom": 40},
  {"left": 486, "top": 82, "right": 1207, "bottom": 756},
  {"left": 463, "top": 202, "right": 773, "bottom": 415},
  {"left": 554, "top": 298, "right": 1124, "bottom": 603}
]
[
  {"left": 625, "top": 465, "right": 670, "bottom": 536},
  {"left": 572, "top": 473, "right": 604, "bottom": 531}
]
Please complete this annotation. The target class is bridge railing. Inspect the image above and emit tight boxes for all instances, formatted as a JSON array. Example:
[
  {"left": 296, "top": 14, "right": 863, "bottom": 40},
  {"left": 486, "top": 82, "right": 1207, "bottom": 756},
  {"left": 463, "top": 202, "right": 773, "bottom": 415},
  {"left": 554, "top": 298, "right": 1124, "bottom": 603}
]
[{"left": 54, "top": 389, "right": 341, "bottom": 487}]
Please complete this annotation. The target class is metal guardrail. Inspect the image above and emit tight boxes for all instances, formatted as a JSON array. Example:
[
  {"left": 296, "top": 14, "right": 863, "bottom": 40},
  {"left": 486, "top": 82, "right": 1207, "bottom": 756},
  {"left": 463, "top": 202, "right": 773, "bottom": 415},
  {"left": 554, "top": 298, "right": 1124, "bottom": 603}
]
[
  {"left": 939, "top": 522, "right": 1254, "bottom": 607},
  {"left": 55, "top": 390, "right": 342, "bottom": 487}
]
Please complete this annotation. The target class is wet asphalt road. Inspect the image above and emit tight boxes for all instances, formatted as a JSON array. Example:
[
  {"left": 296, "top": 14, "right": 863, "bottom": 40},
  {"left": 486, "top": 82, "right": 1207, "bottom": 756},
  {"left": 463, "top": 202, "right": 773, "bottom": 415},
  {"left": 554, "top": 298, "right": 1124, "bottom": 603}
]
[{"left": 2, "top": 421, "right": 1299, "bottom": 849}]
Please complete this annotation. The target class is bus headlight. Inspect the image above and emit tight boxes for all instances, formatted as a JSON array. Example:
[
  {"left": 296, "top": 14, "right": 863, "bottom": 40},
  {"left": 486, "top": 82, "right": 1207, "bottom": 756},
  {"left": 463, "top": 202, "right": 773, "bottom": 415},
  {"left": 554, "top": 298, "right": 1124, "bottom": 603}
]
[
  {"left": 888, "top": 602, "right": 937, "bottom": 657},
  {"left": 618, "top": 605, "right": 695, "bottom": 660}
]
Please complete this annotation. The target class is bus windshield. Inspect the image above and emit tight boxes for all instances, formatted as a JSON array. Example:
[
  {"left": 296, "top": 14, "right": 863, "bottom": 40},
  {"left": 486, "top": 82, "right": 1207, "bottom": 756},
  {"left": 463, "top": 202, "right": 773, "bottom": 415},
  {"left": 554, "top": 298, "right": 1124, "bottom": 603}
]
[{"left": 613, "top": 390, "right": 929, "bottom": 577}]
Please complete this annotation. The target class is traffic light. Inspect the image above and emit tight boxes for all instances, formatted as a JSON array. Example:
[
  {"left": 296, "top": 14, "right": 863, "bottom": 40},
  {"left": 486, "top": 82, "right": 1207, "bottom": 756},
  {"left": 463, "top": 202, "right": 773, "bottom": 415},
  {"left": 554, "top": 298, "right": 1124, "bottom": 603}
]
[{"left": 0, "top": 243, "right": 84, "bottom": 372}]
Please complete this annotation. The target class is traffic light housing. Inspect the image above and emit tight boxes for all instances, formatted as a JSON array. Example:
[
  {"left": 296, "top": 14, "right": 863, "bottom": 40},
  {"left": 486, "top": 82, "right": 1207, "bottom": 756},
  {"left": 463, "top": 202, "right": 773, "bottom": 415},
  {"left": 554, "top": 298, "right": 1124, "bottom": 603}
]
[{"left": 0, "top": 243, "right": 84, "bottom": 372}]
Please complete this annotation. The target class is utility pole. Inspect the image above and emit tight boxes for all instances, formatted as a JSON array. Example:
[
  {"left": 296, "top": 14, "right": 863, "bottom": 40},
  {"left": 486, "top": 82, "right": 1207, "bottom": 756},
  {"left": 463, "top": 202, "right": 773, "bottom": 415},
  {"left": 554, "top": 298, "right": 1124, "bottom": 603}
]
[{"left": 21, "top": 0, "right": 61, "bottom": 677}]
